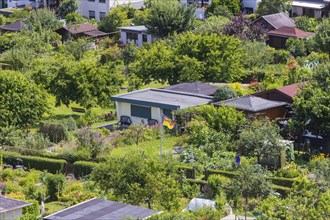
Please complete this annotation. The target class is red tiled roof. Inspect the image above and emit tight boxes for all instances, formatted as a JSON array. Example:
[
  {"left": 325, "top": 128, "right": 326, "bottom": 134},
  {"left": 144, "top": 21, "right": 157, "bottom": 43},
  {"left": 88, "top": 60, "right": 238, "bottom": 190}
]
[
  {"left": 276, "top": 83, "right": 301, "bottom": 98},
  {"left": 268, "top": 26, "right": 314, "bottom": 38},
  {"left": 65, "top": 23, "right": 97, "bottom": 34}
]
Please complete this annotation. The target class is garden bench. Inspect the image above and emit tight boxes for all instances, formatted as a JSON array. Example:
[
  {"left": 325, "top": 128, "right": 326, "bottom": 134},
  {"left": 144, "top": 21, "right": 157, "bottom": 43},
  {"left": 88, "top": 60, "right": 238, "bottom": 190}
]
[{"left": 71, "top": 107, "right": 86, "bottom": 113}]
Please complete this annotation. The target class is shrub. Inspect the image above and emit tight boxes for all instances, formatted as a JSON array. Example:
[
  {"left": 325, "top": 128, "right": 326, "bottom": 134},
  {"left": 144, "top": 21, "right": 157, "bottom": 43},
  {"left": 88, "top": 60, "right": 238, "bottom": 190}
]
[
  {"left": 228, "top": 82, "right": 244, "bottom": 96},
  {"left": 39, "top": 120, "right": 68, "bottom": 143},
  {"left": 272, "top": 185, "right": 291, "bottom": 197},
  {"left": 274, "top": 49, "right": 291, "bottom": 64},
  {"left": 1, "top": 168, "right": 15, "bottom": 181},
  {"left": 267, "top": 177, "right": 297, "bottom": 188},
  {"left": 76, "top": 109, "right": 103, "bottom": 127},
  {"left": 43, "top": 173, "right": 66, "bottom": 201},
  {"left": 75, "top": 127, "right": 105, "bottom": 160},
  {"left": 73, "top": 161, "right": 98, "bottom": 178},
  {"left": 207, "top": 175, "right": 230, "bottom": 199},
  {"left": 213, "top": 86, "right": 238, "bottom": 102},
  {"left": 2, "top": 151, "right": 66, "bottom": 174}
]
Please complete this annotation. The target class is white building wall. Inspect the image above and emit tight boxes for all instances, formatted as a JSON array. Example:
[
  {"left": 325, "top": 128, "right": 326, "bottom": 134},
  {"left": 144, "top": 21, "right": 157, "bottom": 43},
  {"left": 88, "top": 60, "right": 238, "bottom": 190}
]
[
  {"left": 115, "top": 102, "right": 163, "bottom": 125},
  {"left": 242, "top": 0, "right": 262, "bottom": 12},
  {"left": 0, "top": 209, "right": 23, "bottom": 220},
  {"left": 78, "top": 0, "right": 109, "bottom": 20},
  {"left": 151, "top": 107, "right": 162, "bottom": 124},
  {"left": 292, "top": 6, "right": 303, "bottom": 16}
]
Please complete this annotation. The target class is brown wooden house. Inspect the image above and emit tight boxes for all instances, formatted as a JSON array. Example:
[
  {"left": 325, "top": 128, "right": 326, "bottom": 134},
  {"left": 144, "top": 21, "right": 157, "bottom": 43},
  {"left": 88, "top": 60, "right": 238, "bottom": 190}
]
[
  {"left": 214, "top": 95, "right": 289, "bottom": 120},
  {"left": 55, "top": 23, "right": 108, "bottom": 42},
  {"left": 253, "top": 83, "right": 302, "bottom": 104}
]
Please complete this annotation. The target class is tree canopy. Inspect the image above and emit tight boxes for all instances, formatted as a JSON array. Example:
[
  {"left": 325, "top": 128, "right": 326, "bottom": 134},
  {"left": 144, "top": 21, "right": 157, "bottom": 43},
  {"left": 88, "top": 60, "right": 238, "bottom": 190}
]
[
  {"left": 145, "top": 0, "right": 196, "bottom": 38},
  {"left": 256, "top": 0, "right": 292, "bottom": 16},
  {"left": 56, "top": 0, "right": 78, "bottom": 19},
  {"left": 132, "top": 32, "right": 246, "bottom": 85},
  {"left": 292, "top": 63, "right": 330, "bottom": 138},
  {"left": 0, "top": 70, "right": 48, "bottom": 128}
]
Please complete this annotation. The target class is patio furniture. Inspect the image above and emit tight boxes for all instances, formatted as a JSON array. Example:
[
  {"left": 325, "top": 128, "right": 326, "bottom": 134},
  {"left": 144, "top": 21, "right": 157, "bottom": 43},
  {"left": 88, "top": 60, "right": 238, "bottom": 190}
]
[
  {"left": 147, "top": 119, "right": 158, "bottom": 127},
  {"left": 116, "top": 115, "right": 132, "bottom": 130}
]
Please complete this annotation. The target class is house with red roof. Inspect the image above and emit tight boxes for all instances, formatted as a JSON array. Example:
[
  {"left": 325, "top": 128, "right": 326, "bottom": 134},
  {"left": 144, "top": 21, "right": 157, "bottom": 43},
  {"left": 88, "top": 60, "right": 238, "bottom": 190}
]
[
  {"left": 268, "top": 26, "right": 314, "bottom": 49},
  {"left": 252, "top": 83, "right": 302, "bottom": 104}
]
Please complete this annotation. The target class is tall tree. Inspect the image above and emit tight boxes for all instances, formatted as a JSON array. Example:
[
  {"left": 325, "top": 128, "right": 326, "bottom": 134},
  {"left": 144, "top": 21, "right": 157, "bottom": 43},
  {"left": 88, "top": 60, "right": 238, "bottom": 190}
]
[
  {"left": 91, "top": 152, "right": 180, "bottom": 211},
  {"left": 292, "top": 63, "right": 330, "bottom": 138},
  {"left": 145, "top": 0, "right": 196, "bottom": 38},
  {"left": 0, "top": 70, "right": 48, "bottom": 128},
  {"left": 238, "top": 119, "right": 283, "bottom": 163},
  {"left": 56, "top": 0, "right": 78, "bottom": 19},
  {"left": 132, "top": 33, "right": 246, "bottom": 85},
  {"left": 26, "top": 8, "right": 62, "bottom": 32},
  {"left": 98, "top": 5, "right": 130, "bottom": 33},
  {"left": 206, "top": 0, "right": 241, "bottom": 17},
  {"left": 314, "top": 18, "right": 330, "bottom": 55},
  {"left": 256, "top": 0, "right": 292, "bottom": 16}
]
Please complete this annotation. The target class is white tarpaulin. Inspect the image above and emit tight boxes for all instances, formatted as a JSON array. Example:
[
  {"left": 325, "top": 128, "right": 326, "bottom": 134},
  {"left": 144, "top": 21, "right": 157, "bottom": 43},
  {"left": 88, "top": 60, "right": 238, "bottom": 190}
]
[
  {"left": 292, "top": 1, "right": 325, "bottom": 9},
  {"left": 183, "top": 198, "right": 216, "bottom": 212}
]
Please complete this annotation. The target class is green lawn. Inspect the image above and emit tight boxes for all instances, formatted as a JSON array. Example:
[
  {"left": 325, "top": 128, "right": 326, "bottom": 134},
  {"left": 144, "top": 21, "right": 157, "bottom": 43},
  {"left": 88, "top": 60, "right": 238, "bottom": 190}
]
[
  {"left": 110, "top": 135, "right": 180, "bottom": 159},
  {"left": 44, "top": 201, "right": 68, "bottom": 216}
]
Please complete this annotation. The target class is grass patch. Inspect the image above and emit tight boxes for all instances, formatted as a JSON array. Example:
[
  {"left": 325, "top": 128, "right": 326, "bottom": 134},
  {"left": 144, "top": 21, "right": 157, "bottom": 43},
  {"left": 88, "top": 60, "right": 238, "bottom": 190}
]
[
  {"left": 110, "top": 135, "right": 180, "bottom": 159},
  {"left": 44, "top": 201, "right": 68, "bottom": 216}
]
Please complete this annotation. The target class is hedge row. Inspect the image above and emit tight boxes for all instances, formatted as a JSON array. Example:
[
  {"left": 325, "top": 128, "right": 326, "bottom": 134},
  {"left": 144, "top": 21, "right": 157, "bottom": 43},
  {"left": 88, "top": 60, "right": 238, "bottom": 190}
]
[
  {"left": 1, "top": 151, "right": 66, "bottom": 174},
  {"left": 179, "top": 166, "right": 297, "bottom": 189},
  {"left": 73, "top": 161, "right": 98, "bottom": 178},
  {"left": 272, "top": 185, "right": 291, "bottom": 197},
  {"left": 267, "top": 177, "right": 297, "bottom": 188}
]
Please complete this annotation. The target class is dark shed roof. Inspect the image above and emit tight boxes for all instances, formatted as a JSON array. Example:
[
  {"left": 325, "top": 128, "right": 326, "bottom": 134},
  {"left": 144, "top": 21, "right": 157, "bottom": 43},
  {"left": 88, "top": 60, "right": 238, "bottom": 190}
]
[
  {"left": 43, "top": 198, "right": 160, "bottom": 220},
  {"left": 255, "top": 13, "right": 296, "bottom": 29},
  {"left": 55, "top": 23, "right": 108, "bottom": 37},
  {"left": 0, "top": 196, "right": 31, "bottom": 213},
  {"left": 0, "top": 21, "right": 26, "bottom": 32},
  {"left": 214, "top": 95, "right": 288, "bottom": 112},
  {"left": 268, "top": 26, "right": 314, "bottom": 38},
  {"left": 165, "top": 82, "right": 219, "bottom": 96},
  {"left": 111, "top": 88, "right": 213, "bottom": 110}
]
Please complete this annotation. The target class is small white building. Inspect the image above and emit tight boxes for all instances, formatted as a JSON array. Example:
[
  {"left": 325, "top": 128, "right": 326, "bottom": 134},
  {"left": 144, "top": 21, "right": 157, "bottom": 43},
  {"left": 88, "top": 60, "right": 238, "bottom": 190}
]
[
  {"left": 242, "top": 0, "right": 262, "bottom": 13},
  {"left": 0, "top": 196, "right": 32, "bottom": 220},
  {"left": 291, "top": 0, "right": 330, "bottom": 18},
  {"left": 117, "top": 25, "right": 153, "bottom": 47},
  {"left": 111, "top": 88, "right": 213, "bottom": 125},
  {"left": 78, "top": 0, "right": 144, "bottom": 21}
]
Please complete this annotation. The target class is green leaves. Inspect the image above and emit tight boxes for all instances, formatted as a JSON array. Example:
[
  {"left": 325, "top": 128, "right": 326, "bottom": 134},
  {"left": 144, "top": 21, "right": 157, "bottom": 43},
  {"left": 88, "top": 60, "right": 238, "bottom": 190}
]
[
  {"left": 145, "top": 0, "right": 196, "bottom": 38},
  {"left": 0, "top": 70, "right": 48, "bottom": 128}
]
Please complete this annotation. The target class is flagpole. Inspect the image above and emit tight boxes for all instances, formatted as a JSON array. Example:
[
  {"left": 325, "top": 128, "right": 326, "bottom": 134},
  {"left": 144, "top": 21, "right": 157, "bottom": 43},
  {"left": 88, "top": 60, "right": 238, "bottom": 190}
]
[{"left": 159, "top": 109, "right": 163, "bottom": 158}]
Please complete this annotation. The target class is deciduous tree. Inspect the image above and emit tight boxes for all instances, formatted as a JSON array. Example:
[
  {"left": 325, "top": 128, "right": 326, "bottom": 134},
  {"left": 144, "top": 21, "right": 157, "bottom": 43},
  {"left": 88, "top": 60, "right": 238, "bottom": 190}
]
[
  {"left": 145, "top": 0, "right": 196, "bottom": 37},
  {"left": 256, "top": 0, "right": 292, "bottom": 16},
  {"left": 0, "top": 71, "right": 48, "bottom": 128},
  {"left": 56, "top": 0, "right": 78, "bottom": 19}
]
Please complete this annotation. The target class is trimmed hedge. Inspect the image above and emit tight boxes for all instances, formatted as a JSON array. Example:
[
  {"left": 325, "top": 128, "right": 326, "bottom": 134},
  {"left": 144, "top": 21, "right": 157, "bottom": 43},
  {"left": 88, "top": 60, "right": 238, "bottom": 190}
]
[
  {"left": 267, "top": 177, "right": 297, "bottom": 188},
  {"left": 73, "top": 161, "right": 98, "bottom": 178},
  {"left": 272, "top": 185, "right": 291, "bottom": 197},
  {"left": 1, "top": 151, "right": 66, "bottom": 174},
  {"left": 178, "top": 165, "right": 197, "bottom": 179},
  {"left": 205, "top": 169, "right": 238, "bottom": 179}
]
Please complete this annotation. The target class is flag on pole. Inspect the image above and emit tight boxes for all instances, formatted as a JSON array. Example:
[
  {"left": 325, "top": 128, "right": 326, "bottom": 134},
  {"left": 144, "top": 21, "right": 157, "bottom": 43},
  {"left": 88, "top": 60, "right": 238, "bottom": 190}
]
[{"left": 163, "top": 116, "right": 175, "bottom": 129}]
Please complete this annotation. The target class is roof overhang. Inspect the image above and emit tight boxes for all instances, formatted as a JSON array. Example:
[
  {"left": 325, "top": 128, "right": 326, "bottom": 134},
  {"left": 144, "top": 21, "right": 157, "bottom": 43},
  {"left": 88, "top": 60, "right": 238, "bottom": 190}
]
[{"left": 292, "top": 1, "right": 325, "bottom": 9}]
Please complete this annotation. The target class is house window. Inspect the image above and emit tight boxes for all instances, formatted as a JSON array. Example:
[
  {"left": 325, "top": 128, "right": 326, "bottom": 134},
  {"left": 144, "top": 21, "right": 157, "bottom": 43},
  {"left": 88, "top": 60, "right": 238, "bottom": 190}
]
[
  {"left": 99, "top": 0, "right": 105, "bottom": 2},
  {"left": 142, "top": 34, "right": 148, "bottom": 42},
  {"left": 126, "top": 32, "right": 138, "bottom": 44},
  {"left": 89, "top": 10, "right": 95, "bottom": 19},
  {"left": 88, "top": 0, "right": 95, "bottom": 2},
  {"left": 99, "top": 12, "right": 106, "bottom": 19},
  {"left": 131, "top": 105, "right": 151, "bottom": 119}
]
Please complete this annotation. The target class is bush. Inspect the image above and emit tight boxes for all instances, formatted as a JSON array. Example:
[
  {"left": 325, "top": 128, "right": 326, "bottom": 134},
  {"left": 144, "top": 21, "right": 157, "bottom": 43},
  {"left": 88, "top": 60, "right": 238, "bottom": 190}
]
[
  {"left": 272, "top": 185, "right": 291, "bottom": 197},
  {"left": 274, "top": 49, "right": 291, "bottom": 64},
  {"left": 73, "top": 161, "right": 98, "bottom": 178},
  {"left": 1, "top": 168, "right": 15, "bottom": 181},
  {"left": 267, "top": 177, "right": 297, "bottom": 188},
  {"left": 76, "top": 109, "right": 103, "bottom": 127},
  {"left": 43, "top": 173, "right": 66, "bottom": 201},
  {"left": 213, "top": 86, "right": 238, "bottom": 102},
  {"left": 39, "top": 120, "right": 68, "bottom": 143},
  {"left": 207, "top": 175, "right": 230, "bottom": 199},
  {"left": 2, "top": 151, "right": 66, "bottom": 174}
]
